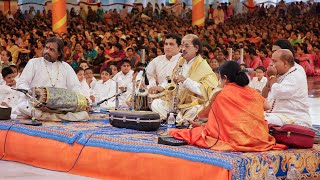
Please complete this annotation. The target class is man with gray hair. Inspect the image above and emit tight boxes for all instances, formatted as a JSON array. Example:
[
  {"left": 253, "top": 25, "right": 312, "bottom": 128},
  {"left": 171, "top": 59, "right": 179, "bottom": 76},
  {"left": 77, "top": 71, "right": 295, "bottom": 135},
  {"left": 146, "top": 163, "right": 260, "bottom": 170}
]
[{"left": 262, "top": 49, "right": 312, "bottom": 127}]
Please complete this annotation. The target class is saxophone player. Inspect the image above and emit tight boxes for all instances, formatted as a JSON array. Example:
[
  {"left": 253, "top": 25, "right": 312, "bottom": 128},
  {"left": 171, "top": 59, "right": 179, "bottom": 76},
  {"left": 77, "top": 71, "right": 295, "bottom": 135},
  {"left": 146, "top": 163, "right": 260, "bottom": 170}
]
[{"left": 151, "top": 34, "right": 218, "bottom": 125}]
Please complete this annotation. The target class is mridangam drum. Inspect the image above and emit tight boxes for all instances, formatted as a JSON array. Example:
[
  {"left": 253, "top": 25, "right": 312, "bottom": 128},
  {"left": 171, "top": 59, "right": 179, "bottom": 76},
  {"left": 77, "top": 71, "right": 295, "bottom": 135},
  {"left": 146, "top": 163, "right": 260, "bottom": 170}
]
[{"left": 34, "top": 87, "right": 89, "bottom": 113}]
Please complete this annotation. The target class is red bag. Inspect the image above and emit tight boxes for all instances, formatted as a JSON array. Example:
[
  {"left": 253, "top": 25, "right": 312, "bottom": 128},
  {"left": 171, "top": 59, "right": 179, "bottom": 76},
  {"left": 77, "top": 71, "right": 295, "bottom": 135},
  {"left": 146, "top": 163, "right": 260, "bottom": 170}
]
[{"left": 269, "top": 124, "right": 316, "bottom": 148}]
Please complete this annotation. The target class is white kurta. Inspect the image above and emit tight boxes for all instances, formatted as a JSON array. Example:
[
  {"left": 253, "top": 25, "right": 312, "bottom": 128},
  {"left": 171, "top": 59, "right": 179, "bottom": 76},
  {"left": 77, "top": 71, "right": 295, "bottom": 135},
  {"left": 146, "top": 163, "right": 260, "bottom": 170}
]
[
  {"left": 17, "top": 57, "right": 81, "bottom": 92},
  {"left": 151, "top": 57, "right": 203, "bottom": 122},
  {"left": 146, "top": 53, "right": 181, "bottom": 88},
  {"left": 112, "top": 70, "right": 134, "bottom": 107},
  {"left": 265, "top": 63, "right": 312, "bottom": 127},
  {"left": 16, "top": 57, "right": 86, "bottom": 120},
  {"left": 92, "top": 79, "right": 117, "bottom": 108},
  {"left": 249, "top": 76, "right": 267, "bottom": 92}
]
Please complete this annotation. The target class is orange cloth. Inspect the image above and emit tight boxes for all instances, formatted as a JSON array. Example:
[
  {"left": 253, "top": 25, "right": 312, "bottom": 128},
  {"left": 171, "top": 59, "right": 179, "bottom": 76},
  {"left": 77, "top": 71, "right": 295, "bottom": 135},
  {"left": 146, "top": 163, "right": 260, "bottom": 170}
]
[
  {"left": 0, "top": 130, "right": 231, "bottom": 180},
  {"left": 170, "top": 83, "right": 278, "bottom": 152}
]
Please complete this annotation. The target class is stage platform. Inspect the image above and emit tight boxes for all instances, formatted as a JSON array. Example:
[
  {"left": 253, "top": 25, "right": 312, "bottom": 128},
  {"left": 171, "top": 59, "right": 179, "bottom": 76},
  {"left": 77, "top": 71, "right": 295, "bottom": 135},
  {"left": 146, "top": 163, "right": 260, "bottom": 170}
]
[{"left": 0, "top": 115, "right": 319, "bottom": 180}]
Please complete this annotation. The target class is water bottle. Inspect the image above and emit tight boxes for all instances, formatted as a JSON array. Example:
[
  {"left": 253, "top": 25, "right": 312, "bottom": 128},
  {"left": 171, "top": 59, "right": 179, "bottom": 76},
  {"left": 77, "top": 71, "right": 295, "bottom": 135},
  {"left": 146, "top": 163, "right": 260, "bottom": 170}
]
[
  {"left": 167, "top": 113, "right": 176, "bottom": 132},
  {"left": 265, "top": 166, "right": 277, "bottom": 180},
  {"left": 287, "top": 164, "right": 298, "bottom": 180}
]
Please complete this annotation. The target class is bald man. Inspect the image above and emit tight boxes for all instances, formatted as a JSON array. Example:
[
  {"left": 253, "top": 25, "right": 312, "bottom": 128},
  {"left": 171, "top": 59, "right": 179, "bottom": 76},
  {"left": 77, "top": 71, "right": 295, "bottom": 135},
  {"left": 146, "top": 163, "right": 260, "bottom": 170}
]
[
  {"left": 151, "top": 34, "right": 218, "bottom": 125},
  {"left": 262, "top": 49, "right": 312, "bottom": 127}
]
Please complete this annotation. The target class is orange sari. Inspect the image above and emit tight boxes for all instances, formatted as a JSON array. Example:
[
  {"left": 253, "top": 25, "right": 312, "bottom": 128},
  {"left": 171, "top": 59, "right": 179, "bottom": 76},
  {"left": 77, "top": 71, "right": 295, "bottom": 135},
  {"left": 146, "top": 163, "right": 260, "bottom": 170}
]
[{"left": 170, "top": 83, "right": 277, "bottom": 152}]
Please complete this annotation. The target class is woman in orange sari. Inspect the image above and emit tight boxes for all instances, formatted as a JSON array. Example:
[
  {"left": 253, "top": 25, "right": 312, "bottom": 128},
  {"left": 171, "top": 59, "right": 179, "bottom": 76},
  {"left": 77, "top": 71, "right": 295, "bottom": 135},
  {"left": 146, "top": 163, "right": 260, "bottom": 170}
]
[{"left": 170, "top": 61, "right": 277, "bottom": 152}]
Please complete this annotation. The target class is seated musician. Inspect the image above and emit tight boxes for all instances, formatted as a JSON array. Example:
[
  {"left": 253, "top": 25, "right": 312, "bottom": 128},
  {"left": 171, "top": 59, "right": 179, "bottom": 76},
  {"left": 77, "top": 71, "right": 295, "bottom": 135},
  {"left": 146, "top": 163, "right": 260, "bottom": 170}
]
[
  {"left": 16, "top": 37, "right": 89, "bottom": 121},
  {"left": 146, "top": 34, "right": 182, "bottom": 91},
  {"left": 170, "top": 61, "right": 277, "bottom": 152},
  {"left": 262, "top": 49, "right": 312, "bottom": 128},
  {"left": 151, "top": 34, "right": 218, "bottom": 124}
]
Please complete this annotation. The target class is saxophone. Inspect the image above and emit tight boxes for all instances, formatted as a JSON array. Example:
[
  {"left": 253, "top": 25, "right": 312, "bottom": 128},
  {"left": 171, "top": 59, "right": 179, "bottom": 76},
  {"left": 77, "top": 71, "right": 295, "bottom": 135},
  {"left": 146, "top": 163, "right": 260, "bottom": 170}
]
[{"left": 168, "top": 64, "right": 183, "bottom": 113}]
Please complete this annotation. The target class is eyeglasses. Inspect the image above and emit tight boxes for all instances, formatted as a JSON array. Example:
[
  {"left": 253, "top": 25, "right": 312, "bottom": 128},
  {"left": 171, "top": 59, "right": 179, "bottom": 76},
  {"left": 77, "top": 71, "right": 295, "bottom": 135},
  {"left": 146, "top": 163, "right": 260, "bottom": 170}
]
[{"left": 180, "top": 44, "right": 194, "bottom": 49}]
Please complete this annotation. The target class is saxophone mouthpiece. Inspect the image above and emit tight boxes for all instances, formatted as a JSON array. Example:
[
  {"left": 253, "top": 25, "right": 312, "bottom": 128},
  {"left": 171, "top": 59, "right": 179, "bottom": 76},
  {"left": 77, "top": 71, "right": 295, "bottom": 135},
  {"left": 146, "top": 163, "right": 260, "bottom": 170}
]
[{"left": 181, "top": 51, "right": 187, "bottom": 57}]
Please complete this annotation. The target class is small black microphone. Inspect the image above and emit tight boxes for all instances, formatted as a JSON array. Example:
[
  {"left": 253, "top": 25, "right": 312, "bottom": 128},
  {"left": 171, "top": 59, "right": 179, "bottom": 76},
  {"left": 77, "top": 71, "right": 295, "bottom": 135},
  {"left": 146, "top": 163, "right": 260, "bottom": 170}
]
[{"left": 12, "top": 88, "right": 29, "bottom": 94}]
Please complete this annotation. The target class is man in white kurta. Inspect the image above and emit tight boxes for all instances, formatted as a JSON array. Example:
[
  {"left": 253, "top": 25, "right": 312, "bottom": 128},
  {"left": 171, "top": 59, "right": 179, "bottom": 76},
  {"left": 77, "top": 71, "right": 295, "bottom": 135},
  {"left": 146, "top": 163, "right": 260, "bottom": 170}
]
[
  {"left": 17, "top": 57, "right": 81, "bottom": 91},
  {"left": 145, "top": 34, "right": 182, "bottom": 92},
  {"left": 16, "top": 37, "right": 88, "bottom": 121},
  {"left": 263, "top": 49, "right": 312, "bottom": 127}
]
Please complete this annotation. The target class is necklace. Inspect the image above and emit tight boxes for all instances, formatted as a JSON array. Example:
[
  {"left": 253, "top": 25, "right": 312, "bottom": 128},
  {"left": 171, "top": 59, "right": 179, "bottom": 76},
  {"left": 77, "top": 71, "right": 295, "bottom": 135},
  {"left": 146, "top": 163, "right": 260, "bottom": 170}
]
[
  {"left": 268, "top": 67, "right": 297, "bottom": 113},
  {"left": 44, "top": 61, "right": 60, "bottom": 87}
]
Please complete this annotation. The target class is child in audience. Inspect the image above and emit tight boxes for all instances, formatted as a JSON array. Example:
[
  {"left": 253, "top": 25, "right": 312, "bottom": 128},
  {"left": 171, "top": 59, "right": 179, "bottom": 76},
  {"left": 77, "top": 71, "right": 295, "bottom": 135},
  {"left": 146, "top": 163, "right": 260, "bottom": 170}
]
[
  {"left": 74, "top": 67, "right": 91, "bottom": 101},
  {"left": 0, "top": 67, "right": 20, "bottom": 107},
  {"left": 9, "top": 65, "right": 18, "bottom": 79},
  {"left": 112, "top": 60, "right": 134, "bottom": 107},
  {"left": 92, "top": 68, "right": 117, "bottom": 108},
  {"left": 79, "top": 61, "right": 90, "bottom": 70},
  {"left": 84, "top": 67, "right": 97, "bottom": 89},
  {"left": 109, "top": 64, "right": 118, "bottom": 77},
  {"left": 249, "top": 66, "right": 267, "bottom": 93}
]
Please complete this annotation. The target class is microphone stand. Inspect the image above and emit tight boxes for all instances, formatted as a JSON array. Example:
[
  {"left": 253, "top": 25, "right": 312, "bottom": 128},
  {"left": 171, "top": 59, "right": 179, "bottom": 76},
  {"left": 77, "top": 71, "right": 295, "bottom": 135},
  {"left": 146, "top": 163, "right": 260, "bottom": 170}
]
[
  {"left": 13, "top": 88, "right": 42, "bottom": 126},
  {"left": 92, "top": 89, "right": 127, "bottom": 108}
]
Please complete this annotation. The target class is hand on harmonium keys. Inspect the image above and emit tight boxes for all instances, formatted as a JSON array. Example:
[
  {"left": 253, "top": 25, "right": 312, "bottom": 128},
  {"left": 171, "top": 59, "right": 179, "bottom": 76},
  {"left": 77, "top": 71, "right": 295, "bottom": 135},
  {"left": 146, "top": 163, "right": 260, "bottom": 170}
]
[{"left": 148, "top": 86, "right": 165, "bottom": 94}]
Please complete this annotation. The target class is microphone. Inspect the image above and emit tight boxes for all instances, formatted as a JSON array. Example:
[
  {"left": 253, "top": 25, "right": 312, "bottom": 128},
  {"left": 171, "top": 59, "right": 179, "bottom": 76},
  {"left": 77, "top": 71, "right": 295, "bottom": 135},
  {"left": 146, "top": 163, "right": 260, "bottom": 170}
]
[
  {"left": 91, "top": 89, "right": 127, "bottom": 107},
  {"left": 12, "top": 88, "right": 29, "bottom": 94},
  {"left": 141, "top": 69, "right": 149, "bottom": 86},
  {"left": 241, "top": 68, "right": 255, "bottom": 73}
]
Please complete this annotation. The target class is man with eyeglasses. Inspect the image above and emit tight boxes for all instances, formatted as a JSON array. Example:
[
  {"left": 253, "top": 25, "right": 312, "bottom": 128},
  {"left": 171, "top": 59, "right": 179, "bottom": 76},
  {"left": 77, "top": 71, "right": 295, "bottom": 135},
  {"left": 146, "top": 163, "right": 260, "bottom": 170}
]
[{"left": 151, "top": 34, "right": 218, "bottom": 125}]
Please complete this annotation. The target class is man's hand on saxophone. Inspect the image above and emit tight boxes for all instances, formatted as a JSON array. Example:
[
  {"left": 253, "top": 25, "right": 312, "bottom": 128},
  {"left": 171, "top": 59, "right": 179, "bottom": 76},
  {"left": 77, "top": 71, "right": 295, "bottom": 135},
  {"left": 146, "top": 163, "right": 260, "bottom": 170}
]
[
  {"left": 148, "top": 86, "right": 165, "bottom": 94},
  {"left": 174, "top": 75, "right": 186, "bottom": 84}
]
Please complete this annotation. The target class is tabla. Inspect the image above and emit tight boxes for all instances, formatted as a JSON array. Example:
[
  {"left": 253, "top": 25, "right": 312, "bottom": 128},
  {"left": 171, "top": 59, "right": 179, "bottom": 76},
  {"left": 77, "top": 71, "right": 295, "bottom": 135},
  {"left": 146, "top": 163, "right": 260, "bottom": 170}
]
[
  {"left": 126, "top": 89, "right": 151, "bottom": 111},
  {"left": 34, "top": 87, "right": 89, "bottom": 113}
]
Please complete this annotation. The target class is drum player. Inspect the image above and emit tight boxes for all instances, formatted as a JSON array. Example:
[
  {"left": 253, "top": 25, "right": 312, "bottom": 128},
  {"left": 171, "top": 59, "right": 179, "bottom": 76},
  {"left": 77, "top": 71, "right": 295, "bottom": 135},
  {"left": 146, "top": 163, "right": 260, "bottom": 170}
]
[{"left": 15, "top": 37, "right": 89, "bottom": 121}]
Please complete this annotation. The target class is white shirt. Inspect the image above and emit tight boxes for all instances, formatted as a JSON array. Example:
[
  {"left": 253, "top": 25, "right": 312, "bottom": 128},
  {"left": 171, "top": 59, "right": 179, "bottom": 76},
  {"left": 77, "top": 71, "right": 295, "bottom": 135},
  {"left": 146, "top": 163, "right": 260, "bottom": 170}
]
[
  {"left": 0, "top": 85, "right": 20, "bottom": 111},
  {"left": 17, "top": 57, "right": 81, "bottom": 92},
  {"left": 249, "top": 76, "right": 267, "bottom": 92},
  {"left": 112, "top": 70, "right": 134, "bottom": 88},
  {"left": 87, "top": 77, "right": 97, "bottom": 89},
  {"left": 266, "top": 63, "right": 312, "bottom": 127},
  {"left": 112, "top": 70, "right": 134, "bottom": 106},
  {"left": 79, "top": 79, "right": 91, "bottom": 101},
  {"left": 92, "top": 79, "right": 117, "bottom": 108},
  {"left": 146, "top": 53, "right": 181, "bottom": 88}
]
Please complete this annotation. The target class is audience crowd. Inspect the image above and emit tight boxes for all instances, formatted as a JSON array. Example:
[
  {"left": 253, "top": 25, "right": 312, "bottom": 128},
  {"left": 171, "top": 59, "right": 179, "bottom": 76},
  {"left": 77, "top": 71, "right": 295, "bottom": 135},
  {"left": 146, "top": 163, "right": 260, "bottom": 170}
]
[{"left": 1, "top": 1, "right": 320, "bottom": 90}]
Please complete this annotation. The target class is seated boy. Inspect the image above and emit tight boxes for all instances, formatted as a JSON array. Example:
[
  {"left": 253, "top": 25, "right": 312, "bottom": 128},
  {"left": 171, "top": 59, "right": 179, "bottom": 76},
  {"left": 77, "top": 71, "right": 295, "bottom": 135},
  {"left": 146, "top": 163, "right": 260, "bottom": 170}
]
[
  {"left": 92, "top": 68, "right": 117, "bottom": 108},
  {"left": 112, "top": 60, "right": 134, "bottom": 107},
  {"left": 84, "top": 67, "right": 97, "bottom": 89},
  {"left": 0, "top": 67, "right": 20, "bottom": 108},
  {"left": 74, "top": 67, "right": 91, "bottom": 101},
  {"left": 249, "top": 66, "right": 267, "bottom": 93}
]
